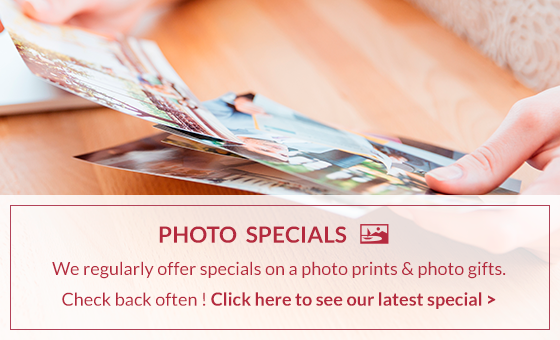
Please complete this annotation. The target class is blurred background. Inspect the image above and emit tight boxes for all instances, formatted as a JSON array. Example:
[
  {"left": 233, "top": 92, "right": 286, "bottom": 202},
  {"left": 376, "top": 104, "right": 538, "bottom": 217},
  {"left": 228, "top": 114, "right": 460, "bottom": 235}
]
[{"left": 409, "top": 0, "right": 560, "bottom": 92}]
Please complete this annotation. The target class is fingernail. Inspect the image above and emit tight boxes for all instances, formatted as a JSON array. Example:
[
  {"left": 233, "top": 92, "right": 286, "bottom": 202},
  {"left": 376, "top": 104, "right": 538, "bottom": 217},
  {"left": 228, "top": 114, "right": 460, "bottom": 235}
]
[
  {"left": 427, "top": 165, "right": 463, "bottom": 181},
  {"left": 22, "top": 0, "right": 51, "bottom": 16}
]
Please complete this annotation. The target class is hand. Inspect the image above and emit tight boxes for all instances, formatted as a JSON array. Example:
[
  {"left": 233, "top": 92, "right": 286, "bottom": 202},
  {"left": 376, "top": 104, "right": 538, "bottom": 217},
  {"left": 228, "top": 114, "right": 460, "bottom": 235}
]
[
  {"left": 15, "top": 0, "right": 174, "bottom": 33},
  {"left": 426, "top": 86, "right": 560, "bottom": 194},
  {"left": 390, "top": 205, "right": 557, "bottom": 262}
]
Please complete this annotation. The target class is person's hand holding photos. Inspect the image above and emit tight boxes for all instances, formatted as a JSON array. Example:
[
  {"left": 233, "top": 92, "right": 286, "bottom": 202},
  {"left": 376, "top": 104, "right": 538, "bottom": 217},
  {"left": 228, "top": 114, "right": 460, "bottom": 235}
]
[
  {"left": 15, "top": 0, "right": 179, "bottom": 33},
  {"left": 426, "top": 85, "right": 560, "bottom": 195}
]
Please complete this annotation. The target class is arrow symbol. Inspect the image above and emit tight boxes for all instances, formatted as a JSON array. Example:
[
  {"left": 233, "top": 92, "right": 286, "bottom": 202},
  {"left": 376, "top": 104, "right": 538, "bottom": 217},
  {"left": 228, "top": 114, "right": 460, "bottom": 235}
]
[{"left": 488, "top": 296, "right": 495, "bottom": 304}]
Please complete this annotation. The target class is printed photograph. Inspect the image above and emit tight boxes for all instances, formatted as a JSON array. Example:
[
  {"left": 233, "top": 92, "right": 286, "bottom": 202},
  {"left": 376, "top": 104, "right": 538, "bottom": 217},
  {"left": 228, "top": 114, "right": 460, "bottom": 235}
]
[
  {"left": 154, "top": 94, "right": 456, "bottom": 195},
  {"left": 203, "top": 92, "right": 392, "bottom": 168},
  {"left": 76, "top": 133, "right": 337, "bottom": 196},
  {"left": 160, "top": 128, "right": 435, "bottom": 195},
  {"left": 160, "top": 118, "right": 517, "bottom": 195},
  {"left": 0, "top": 0, "right": 239, "bottom": 143}
]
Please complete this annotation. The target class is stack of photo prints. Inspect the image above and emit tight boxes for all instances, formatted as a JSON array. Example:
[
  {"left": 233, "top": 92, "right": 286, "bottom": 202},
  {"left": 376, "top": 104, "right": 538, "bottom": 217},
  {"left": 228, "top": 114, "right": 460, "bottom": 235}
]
[{"left": 0, "top": 0, "right": 521, "bottom": 196}]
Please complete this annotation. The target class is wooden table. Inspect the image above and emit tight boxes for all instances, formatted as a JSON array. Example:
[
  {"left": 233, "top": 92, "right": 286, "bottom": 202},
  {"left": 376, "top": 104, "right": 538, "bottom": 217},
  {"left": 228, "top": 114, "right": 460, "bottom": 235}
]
[{"left": 0, "top": 0, "right": 540, "bottom": 194}]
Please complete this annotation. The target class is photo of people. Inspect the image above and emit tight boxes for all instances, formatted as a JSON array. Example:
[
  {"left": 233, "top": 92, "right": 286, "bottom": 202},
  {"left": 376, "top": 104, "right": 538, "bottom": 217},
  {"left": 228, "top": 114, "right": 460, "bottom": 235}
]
[
  {"left": 157, "top": 93, "right": 518, "bottom": 196},
  {"left": 158, "top": 123, "right": 431, "bottom": 195},
  {"left": 0, "top": 0, "right": 240, "bottom": 143},
  {"left": 203, "top": 92, "right": 392, "bottom": 168},
  {"left": 76, "top": 133, "right": 336, "bottom": 196}
]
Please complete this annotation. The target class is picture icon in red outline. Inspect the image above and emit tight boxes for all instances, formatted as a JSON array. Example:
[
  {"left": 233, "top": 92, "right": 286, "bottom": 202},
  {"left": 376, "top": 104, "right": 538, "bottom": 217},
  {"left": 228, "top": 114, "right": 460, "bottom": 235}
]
[{"left": 360, "top": 224, "right": 388, "bottom": 244}]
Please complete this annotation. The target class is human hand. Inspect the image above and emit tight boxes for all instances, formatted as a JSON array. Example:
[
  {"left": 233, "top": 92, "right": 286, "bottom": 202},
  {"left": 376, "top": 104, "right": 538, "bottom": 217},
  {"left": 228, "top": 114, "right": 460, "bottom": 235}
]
[
  {"left": 14, "top": 0, "right": 165, "bottom": 33},
  {"left": 390, "top": 204, "right": 557, "bottom": 262},
  {"left": 425, "top": 86, "right": 560, "bottom": 194}
]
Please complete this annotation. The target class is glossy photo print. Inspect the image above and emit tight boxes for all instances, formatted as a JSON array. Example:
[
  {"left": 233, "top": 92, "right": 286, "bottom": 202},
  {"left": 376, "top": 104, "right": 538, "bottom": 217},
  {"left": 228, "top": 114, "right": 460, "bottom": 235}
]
[
  {"left": 156, "top": 95, "right": 518, "bottom": 195},
  {"left": 76, "top": 133, "right": 337, "bottom": 196},
  {"left": 203, "top": 92, "right": 392, "bottom": 168},
  {"left": 0, "top": 0, "right": 240, "bottom": 143},
  {"left": 161, "top": 132, "right": 438, "bottom": 195}
]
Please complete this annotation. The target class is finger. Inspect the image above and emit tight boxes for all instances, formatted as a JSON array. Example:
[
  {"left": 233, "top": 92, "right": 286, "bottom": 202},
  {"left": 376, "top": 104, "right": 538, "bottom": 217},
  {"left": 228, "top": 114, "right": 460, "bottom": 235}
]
[
  {"left": 67, "top": 12, "right": 139, "bottom": 34},
  {"left": 16, "top": 0, "right": 98, "bottom": 24},
  {"left": 426, "top": 99, "right": 547, "bottom": 194},
  {"left": 523, "top": 157, "right": 560, "bottom": 194},
  {"left": 65, "top": 1, "right": 152, "bottom": 33}
]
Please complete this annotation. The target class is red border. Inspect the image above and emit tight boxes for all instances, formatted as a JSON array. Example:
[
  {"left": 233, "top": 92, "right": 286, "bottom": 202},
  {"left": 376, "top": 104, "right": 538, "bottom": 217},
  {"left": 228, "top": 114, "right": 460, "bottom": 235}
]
[{"left": 9, "top": 204, "right": 551, "bottom": 331}]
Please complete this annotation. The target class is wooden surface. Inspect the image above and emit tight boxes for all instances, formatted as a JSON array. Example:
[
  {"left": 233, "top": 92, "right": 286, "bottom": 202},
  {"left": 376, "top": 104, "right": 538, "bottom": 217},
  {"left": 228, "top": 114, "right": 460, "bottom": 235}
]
[{"left": 0, "top": 0, "right": 541, "bottom": 194}]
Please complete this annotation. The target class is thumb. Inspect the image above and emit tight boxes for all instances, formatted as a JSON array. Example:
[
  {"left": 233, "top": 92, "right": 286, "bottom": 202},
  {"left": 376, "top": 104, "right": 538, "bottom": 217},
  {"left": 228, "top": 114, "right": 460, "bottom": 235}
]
[
  {"left": 16, "top": 0, "right": 97, "bottom": 24},
  {"left": 425, "top": 100, "right": 544, "bottom": 194},
  {"left": 425, "top": 146, "right": 516, "bottom": 194}
]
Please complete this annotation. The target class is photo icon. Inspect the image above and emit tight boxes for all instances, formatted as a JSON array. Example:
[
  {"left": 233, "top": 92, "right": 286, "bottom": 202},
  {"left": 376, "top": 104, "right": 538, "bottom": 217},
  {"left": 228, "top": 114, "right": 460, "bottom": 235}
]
[{"left": 360, "top": 224, "right": 388, "bottom": 244}]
